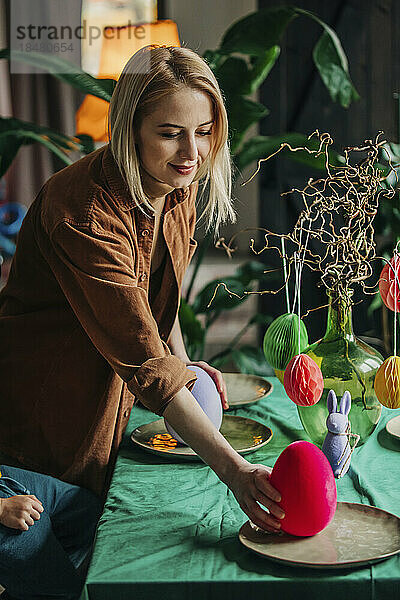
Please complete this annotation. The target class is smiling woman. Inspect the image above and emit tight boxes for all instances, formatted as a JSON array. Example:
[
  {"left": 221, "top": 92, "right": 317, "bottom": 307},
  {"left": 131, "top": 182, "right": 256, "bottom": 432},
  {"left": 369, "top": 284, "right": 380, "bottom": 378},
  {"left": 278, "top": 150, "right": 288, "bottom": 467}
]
[
  {"left": 133, "top": 87, "right": 215, "bottom": 274},
  {"left": 136, "top": 88, "right": 214, "bottom": 207},
  {"left": 109, "top": 45, "right": 233, "bottom": 232},
  {"left": 0, "top": 44, "right": 285, "bottom": 599}
]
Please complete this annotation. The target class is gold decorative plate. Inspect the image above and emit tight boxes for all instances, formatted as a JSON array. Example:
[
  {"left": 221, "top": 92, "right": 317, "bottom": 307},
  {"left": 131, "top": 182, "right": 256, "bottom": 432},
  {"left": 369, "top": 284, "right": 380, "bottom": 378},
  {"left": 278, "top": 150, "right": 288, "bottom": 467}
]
[
  {"left": 224, "top": 373, "right": 273, "bottom": 409},
  {"left": 239, "top": 502, "right": 400, "bottom": 569},
  {"left": 130, "top": 415, "right": 272, "bottom": 460},
  {"left": 386, "top": 415, "right": 400, "bottom": 440}
]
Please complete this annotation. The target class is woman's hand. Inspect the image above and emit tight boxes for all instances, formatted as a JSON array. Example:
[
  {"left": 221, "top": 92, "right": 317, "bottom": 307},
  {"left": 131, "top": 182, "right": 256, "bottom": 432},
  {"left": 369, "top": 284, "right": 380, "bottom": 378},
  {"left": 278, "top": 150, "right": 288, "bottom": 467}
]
[
  {"left": 226, "top": 462, "right": 284, "bottom": 532},
  {"left": 166, "top": 316, "right": 229, "bottom": 409},
  {"left": 185, "top": 360, "right": 229, "bottom": 410},
  {"left": 0, "top": 495, "right": 44, "bottom": 530},
  {"left": 164, "top": 387, "right": 284, "bottom": 532}
]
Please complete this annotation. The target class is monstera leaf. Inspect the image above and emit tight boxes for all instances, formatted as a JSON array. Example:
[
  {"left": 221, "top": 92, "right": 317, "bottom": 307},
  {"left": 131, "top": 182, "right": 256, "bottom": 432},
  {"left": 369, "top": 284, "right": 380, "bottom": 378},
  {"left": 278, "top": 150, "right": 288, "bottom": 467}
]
[
  {"left": 0, "top": 49, "right": 116, "bottom": 101},
  {"left": 0, "top": 117, "right": 85, "bottom": 177}
]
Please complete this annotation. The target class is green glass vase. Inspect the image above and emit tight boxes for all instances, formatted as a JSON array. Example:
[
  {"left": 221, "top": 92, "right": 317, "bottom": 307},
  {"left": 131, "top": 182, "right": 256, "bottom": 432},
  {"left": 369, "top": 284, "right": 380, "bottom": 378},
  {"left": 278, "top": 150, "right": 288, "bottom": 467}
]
[{"left": 297, "top": 292, "right": 383, "bottom": 447}]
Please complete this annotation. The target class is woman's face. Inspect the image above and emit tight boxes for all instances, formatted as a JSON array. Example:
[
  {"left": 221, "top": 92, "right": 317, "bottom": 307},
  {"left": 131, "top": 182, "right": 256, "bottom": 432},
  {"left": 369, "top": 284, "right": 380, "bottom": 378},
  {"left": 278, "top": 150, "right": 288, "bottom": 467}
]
[{"left": 136, "top": 86, "right": 214, "bottom": 200}]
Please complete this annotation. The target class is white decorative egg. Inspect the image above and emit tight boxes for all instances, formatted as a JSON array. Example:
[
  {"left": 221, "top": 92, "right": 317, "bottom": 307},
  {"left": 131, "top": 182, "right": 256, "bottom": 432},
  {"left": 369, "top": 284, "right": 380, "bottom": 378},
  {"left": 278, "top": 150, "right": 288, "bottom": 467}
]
[{"left": 164, "top": 365, "right": 223, "bottom": 445}]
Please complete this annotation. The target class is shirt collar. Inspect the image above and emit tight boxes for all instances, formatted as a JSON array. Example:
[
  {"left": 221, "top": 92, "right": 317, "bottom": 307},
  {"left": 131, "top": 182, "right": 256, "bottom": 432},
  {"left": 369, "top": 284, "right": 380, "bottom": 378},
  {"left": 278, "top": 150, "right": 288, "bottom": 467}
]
[{"left": 102, "top": 144, "right": 190, "bottom": 213}]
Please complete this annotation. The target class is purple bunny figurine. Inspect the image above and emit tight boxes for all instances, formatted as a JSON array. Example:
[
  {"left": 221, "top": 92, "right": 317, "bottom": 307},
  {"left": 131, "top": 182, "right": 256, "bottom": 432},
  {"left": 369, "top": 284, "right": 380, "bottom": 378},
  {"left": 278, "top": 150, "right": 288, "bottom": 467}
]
[{"left": 322, "top": 390, "right": 358, "bottom": 478}]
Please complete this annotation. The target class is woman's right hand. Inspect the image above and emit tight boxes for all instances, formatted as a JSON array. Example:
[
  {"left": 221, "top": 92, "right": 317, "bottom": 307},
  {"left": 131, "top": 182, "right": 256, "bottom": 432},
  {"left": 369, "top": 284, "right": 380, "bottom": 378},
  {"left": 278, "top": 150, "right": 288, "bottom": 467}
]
[
  {"left": 226, "top": 462, "right": 285, "bottom": 532},
  {"left": 163, "top": 386, "right": 284, "bottom": 532},
  {"left": 0, "top": 495, "right": 44, "bottom": 530}
]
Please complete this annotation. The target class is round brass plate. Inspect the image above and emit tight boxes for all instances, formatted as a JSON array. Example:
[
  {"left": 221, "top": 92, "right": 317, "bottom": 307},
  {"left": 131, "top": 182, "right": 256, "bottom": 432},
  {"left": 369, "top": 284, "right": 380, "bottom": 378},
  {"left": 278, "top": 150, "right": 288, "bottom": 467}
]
[
  {"left": 130, "top": 415, "right": 272, "bottom": 460},
  {"left": 239, "top": 502, "right": 400, "bottom": 569},
  {"left": 224, "top": 373, "right": 273, "bottom": 409},
  {"left": 386, "top": 415, "right": 400, "bottom": 440}
]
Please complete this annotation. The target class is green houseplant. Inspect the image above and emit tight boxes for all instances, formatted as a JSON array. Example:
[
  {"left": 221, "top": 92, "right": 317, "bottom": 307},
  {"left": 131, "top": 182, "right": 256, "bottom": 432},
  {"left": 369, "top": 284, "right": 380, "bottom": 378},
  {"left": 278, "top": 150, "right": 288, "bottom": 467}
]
[
  {"left": 1, "top": 7, "right": 358, "bottom": 177},
  {"left": 0, "top": 6, "right": 362, "bottom": 373}
]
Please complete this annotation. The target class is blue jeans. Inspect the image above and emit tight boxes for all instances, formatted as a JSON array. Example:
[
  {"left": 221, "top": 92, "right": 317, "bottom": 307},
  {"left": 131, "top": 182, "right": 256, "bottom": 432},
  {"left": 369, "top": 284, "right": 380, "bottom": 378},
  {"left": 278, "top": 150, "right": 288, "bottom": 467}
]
[{"left": 0, "top": 465, "right": 101, "bottom": 600}]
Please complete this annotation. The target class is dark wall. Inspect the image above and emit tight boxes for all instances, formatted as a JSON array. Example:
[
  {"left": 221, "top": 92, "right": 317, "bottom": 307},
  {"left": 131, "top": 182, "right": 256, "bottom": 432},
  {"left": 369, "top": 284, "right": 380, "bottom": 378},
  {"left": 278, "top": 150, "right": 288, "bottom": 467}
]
[{"left": 258, "top": 0, "right": 399, "bottom": 344}]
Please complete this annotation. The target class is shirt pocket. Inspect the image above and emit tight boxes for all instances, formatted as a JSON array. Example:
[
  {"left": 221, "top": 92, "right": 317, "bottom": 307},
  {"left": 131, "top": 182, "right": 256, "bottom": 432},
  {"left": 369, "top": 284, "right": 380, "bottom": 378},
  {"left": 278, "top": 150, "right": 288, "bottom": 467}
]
[{"left": 188, "top": 237, "right": 198, "bottom": 264}]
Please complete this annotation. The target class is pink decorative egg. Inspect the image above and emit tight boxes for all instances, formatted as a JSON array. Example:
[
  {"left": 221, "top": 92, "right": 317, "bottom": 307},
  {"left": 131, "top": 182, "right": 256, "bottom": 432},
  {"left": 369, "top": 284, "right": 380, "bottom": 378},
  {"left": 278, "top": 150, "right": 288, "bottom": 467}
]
[
  {"left": 379, "top": 258, "right": 400, "bottom": 312},
  {"left": 270, "top": 441, "right": 337, "bottom": 536},
  {"left": 283, "top": 354, "right": 323, "bottom": 406},
  {"left": 164, "top": 365, "right": 222, "bottom": 444}
]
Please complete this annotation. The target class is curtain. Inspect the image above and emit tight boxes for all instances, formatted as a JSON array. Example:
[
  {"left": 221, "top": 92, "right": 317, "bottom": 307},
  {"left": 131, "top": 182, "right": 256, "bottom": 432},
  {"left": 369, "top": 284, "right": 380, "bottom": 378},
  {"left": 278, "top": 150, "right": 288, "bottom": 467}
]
[
  {"left": 0, "top": 0, "right": 11, "bottom": 117},
  {"left": 2, "top": 0, "right": 83, "bottom": 207}
]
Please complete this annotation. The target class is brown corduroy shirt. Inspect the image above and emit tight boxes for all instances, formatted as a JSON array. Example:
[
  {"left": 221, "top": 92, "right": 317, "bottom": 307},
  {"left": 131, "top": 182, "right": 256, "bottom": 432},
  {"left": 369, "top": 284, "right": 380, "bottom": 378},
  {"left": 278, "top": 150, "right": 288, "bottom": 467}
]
[{"left": 0, "top": 144, "right": 198, "bottom": 496}]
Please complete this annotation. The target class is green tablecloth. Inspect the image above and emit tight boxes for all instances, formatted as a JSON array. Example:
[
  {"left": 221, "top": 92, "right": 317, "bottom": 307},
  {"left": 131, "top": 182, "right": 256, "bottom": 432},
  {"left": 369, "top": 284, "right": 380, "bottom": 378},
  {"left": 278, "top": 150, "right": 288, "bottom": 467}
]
[{"left": 81, "top": 378, "right": 400, "bottom": 600}]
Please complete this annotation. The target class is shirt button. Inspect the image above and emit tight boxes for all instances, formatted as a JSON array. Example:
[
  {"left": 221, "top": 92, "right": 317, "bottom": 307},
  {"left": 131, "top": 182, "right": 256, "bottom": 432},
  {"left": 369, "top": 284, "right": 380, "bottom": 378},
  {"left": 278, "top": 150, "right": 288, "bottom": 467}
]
[
  {"left": 140, "top": 273, "right": 147, "bottom": 282},
  {"left": 124, "top": 408, "right": 130, "bottom": 418},
  {"left": 141, "top": 229, "right": 150, "bottom": 237}
]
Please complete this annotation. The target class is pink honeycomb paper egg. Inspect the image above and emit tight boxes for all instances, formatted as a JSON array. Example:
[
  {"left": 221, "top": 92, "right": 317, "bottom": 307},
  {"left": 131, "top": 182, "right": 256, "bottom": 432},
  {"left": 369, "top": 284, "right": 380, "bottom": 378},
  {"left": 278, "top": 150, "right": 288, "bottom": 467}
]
[
  {"left": 284, "top": 354, "right": 323, "bottom": 406},
  {"left": 379, "top": 259, "right": 400, "bottom": 312}
]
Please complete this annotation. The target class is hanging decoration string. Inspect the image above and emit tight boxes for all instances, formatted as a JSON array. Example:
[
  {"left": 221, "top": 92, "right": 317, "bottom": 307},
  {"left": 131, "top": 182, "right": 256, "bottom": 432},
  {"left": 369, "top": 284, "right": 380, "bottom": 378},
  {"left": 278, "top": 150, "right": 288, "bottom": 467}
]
[
  {"left": 394, "top": 252, "right": 398, "bottom": 358},
  {"left": 293, "top": 252, "right": 302, "bottom": 355},
  {"left": 290, "top": 219, "right": 311, "bottom": 315},
  {"left": 297, "top": 256, "right": 301, "bottom": 354},
  {"left": 383, "top": 247, "right": 400, "bottom": 357},
  {"left": 291, "top": 226, "right": 303, "bottom": 314},
  {"left": 289, "top": 219, "right": 311, "bottom": 354},
  {"left": 380, "top": 250, "right": 400, "bottom": 386},
  {"left": 281, "top": 237, "right": 290, "bottom": 314}
]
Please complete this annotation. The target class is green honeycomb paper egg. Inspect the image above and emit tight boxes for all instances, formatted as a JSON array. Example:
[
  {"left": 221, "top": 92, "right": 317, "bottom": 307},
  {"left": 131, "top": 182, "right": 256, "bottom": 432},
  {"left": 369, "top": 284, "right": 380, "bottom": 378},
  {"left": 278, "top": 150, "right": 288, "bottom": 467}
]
[{"left": 263, "top": 312, "right": 309, "bottom": 371}]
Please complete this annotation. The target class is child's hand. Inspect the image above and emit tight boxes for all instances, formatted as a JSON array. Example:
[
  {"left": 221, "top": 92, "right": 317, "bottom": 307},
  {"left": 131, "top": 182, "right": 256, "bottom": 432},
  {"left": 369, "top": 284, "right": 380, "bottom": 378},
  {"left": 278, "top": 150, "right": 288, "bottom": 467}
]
[{"left": 0, "top": 495, "right": 44, "bottom": 530}]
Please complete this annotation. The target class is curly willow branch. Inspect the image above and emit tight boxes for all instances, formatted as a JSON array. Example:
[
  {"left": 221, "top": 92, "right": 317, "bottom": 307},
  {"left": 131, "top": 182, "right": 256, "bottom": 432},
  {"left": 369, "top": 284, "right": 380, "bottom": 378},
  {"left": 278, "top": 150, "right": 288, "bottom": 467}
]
[{"left": 212, "top": 131, "right": 398, "bottom": 311}]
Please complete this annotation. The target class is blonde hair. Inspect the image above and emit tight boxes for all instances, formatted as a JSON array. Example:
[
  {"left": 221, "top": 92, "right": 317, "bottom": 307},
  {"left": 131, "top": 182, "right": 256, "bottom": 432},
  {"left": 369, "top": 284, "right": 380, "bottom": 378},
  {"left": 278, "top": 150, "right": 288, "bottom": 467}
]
[{"left": 109, "top": 45, "right": 235, "bottom": 233}]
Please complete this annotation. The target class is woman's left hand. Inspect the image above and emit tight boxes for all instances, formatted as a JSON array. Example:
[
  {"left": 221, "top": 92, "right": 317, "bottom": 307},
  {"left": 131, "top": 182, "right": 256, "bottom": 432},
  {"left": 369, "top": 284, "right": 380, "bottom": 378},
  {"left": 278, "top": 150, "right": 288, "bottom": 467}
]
[{"left": 184, "top": 360, "right": 229, "bottom": 410}]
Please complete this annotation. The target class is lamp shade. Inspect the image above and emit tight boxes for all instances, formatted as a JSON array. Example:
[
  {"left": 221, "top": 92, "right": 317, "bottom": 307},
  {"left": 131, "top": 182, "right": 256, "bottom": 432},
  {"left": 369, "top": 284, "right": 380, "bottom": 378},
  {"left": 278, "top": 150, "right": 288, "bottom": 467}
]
[{"left": 76, "top": 20, "right": 180, "bottom": 141}]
